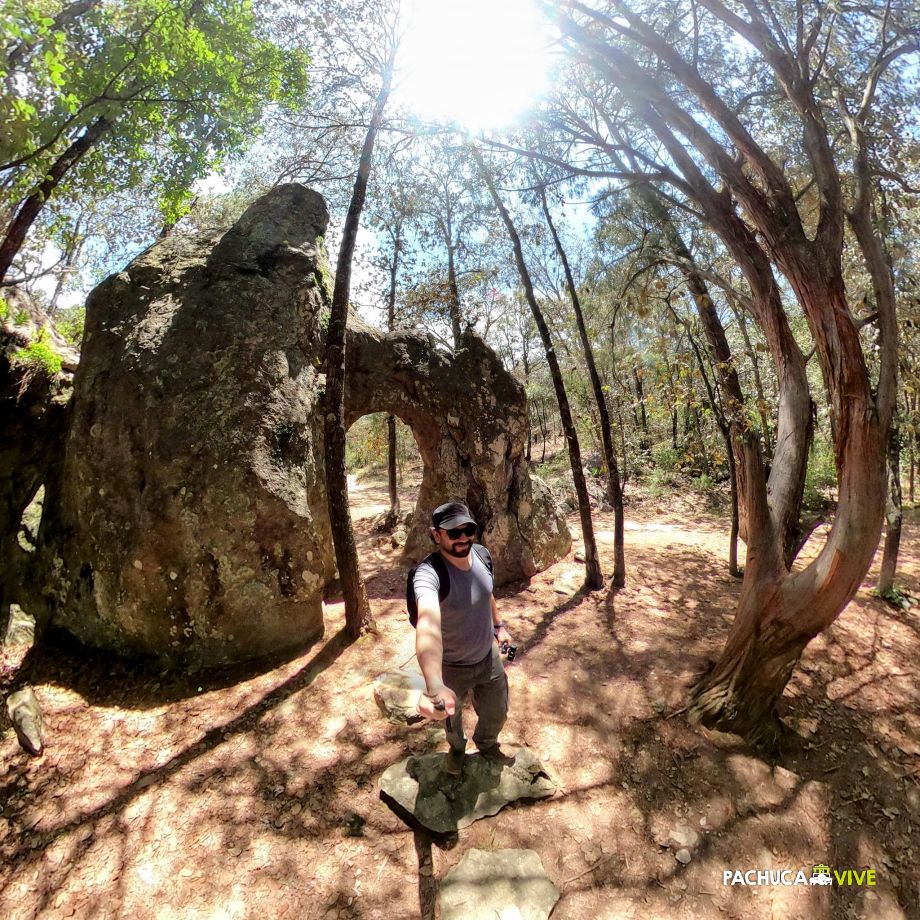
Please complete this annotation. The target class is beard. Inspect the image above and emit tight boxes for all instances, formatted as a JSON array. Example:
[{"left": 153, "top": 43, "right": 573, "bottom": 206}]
[{"left": 443, "top": 540, "right": 472, "bottom": 558}]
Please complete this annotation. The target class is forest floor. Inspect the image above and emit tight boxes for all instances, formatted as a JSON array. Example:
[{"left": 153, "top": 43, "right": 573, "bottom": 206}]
[{"left": 1, "top": 466, "right": 919, "bottom": 920}]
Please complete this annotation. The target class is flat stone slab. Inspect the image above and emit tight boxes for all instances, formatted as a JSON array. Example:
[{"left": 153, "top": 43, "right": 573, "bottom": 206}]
[
  {"left": 439, "top": 848, "right": 560, "bottom": 920},
  {"left": 379, "top": 746, "right": 555, "bottom": 834},
  {"left": 372, "top": 670, "right": 425, "bottom": 724}
]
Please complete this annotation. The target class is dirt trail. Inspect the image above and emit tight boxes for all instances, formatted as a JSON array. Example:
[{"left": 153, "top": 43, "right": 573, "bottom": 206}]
[{"left": 1, "top": 472, "right": 918, "bottom": 920}]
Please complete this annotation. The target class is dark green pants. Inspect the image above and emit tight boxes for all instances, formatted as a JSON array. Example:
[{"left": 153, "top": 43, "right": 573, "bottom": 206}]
[{"left": 441, "top": 642, "right": 509, "bottom": 753}]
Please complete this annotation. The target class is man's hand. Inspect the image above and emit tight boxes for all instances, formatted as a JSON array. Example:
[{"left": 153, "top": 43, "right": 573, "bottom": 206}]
[
  {"left": 495, "top": 625, "right": 512, "bottom": 647},
  {"left": 417, "top": 685, "right": 458, "bottom": 721}
]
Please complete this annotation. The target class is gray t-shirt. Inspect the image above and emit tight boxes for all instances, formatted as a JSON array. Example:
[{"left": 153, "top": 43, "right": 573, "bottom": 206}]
[{"left": 413, "top": 549, "right": 494, "bottom": 666}]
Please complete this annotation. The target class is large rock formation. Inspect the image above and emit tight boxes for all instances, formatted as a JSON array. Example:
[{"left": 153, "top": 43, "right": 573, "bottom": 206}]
[
  {"left": 39, "top": 185, "right": 336, "bottom": 666},
  {"left": 345, "top": 318, "right": 570, "bottom": 582},
  {"left": 0, "top": 289, "right": 75, "bottom": 637},
  {"left": 33, "top": 184, "right": 569, "bottom": 668}
]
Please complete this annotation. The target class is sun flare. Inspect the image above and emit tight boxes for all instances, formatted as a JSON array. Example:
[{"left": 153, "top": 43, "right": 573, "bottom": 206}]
[{"left": 396, "top": 0, "right": 553, "bottom": 130}]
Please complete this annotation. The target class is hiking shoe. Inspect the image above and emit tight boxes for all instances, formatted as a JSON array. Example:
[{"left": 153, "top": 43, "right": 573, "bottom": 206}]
[
  {"left": 477, "top": 744, "right": 515, "bottom": 766},
  {"left": 443, "top": 747, "right": 466, "bottom": 776}
]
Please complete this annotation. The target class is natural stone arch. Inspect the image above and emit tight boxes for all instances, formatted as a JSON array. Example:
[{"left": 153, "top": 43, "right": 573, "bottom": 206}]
[
  {"left": 27, "top": 184, "right": 568, "bottom": 668},
  {"left": 345, "top": 316, "right": 570, "bottom": 585}
]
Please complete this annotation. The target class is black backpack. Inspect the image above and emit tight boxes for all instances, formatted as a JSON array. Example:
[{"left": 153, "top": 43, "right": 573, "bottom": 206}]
[{"left": 406, "top": 544, "right": 494, "bottom": 627}]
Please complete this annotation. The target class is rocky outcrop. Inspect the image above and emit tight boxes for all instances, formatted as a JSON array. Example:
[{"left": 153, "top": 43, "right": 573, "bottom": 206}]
[
  {"left": 30, "top": 183, "right": 569, "bottom": 668},
  {"left": 345, "top": 318, "right": 570, "bottom": 584},
  {"left": 39, "top": 185, "right": 336, "bottom": 666},
  {"left": 0, "top": 292, "right": 74, "bottom": 636}
]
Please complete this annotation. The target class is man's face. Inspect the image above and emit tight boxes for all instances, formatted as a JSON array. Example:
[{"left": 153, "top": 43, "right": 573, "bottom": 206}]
[{"left": 433, "top": 523, "right": 476, "bottom": 558}]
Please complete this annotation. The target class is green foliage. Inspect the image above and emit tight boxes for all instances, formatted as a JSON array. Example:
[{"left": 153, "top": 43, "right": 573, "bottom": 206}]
[
  {"left": 0, "top": 295, "right": 8, "bottom": 320},
  {"left": 651, "top": 444, "right": 680, "bottom": 472},
  {"left": 55, "top": 304, "right": 85, "bottom": 345},
  {"left": 11, "top": 331, "right": 63, "bottom": 376},
  {"left": 345, "top": 413, "right": 418, "bottom": 473},
  {"left": 803, "top": 437, "right": 837, "bottom": 508},
  {"left": 693, "top": 472, "right": 715, "bottom": 492},
  {"left": 2, "top": 0, "right": 311, "bottom": 257},
  {"left": 14, "top": 308, "right": 30, "bottom": 325},
  {"left": 645, "top": 466, "right": 676, "bottom": 499},
  {"left": 346, "top": 415, "right": 387, "bottom": 470}
]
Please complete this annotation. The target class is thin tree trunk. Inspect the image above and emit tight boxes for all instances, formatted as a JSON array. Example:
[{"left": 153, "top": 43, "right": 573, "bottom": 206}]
[
  {"left": 0, "top": 116, "right": 110, "bottom": 283},
  {"left": 632, "top": 364, "right": 649, "bottom": 452},
  {"left": 324, "top": 57, "right": 394, "bottom": 638},
  {"left": 681, "top": 313, "right": 741, "bottom": 577},
  {"left": 728, "top": 296, "right": 774, "bottom": 457},
  {"left": 538, "top": 186, "right": 625, "bottom": 585},
  {"left": 910, "top": 394, "right": 916, "bottom": 506},
  {"left": 725, "top": 427, "right": 741, "bottom": 577},
  {"left": 877, "top": 411, "right": 902, "bottom": 597},
  {"left": 473, "top": 148, "right": 603, "bottom": 589},
  {"left": 382, "top": 228, "right": 401, "bottom": 531},
  {"left": 446, "top": 237, "right": 463, "bottom": 346}
]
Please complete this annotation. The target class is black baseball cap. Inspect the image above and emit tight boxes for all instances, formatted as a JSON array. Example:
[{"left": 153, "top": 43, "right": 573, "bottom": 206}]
[{"left": 432, "top": 501, "right": 477, "bottom": 530}]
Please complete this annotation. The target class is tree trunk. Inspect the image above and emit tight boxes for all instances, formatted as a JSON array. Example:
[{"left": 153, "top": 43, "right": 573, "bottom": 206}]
[
  {"left": 0, "top": 116, "right": 111, "bottom": 283},
  {"left": 385, "top": 414, "right": 400, "bottom": 529},
  {"left": 538, "top": 186, "right": 625, "bottom": 586},
  {"left": 725, "top": 424, "right": 741, "bottom": 577},
  {"left": 446, "top": 238, "right": 463, "bottom": 346},
  {"left": 728, "top": 297, "right": 774, "bottom": 457},
  {"left": 632, "top": 364, "right": 649, "bottom": 452},
  {"left": 381, "top": 227, "right": 401, "bottom": 531},
  {"left": 473, "top": 148, "right": 603, "bottom": 589},
  {"left": 323, "top": 58, "right": 394, "bottom": 638},
  {"left": 877, "top": 411, "right": 902, "bottom": 597},
  {"left": 691, "top": 355, "right": 887, "bottom": 747},
  {"left": 681, "top": 315, "right": 741, "bottom": 578}
]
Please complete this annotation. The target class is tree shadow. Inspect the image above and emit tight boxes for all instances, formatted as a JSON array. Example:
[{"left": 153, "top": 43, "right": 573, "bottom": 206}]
[{"left": 3, "top": 622, "right": 336, "bottom": 709}]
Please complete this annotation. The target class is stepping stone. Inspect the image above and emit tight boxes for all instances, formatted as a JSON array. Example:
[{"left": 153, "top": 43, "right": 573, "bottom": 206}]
[
  {"left": 3, "top": 604, "right": 36, "bottom": 649},
  {"left": 379, "top": 746, "right": 555, "bottom": 834},
  {"left": 7, "top": 685, "right": 44, "bottom": 756},
  {"left": 372, "top": 670, "right": 425, "bottom": 724},
  {"left": 439, "top": 848, "right": 559, "bottom": 920}
]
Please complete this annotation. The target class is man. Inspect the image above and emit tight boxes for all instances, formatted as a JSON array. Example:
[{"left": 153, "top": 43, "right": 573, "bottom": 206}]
[{"left": 414, "top": 501, "right": 514, "bottom": 775}]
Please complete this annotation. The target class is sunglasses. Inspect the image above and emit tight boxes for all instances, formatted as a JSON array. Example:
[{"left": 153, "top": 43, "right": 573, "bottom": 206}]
[{"left": 443, "top": 523, "right": 477, "bottom": 539}]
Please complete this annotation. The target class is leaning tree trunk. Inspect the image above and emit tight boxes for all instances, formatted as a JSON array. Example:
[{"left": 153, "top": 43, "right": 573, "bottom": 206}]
[
  {"left": 877, "top": 411, "right": 902, "bottom": 598},
  {"left": 690, "top": 412, "right": 886, "bottom": 748},
  {"left": 555, "top": 1, "right": 896, "bottom": 748},
  {"left": 323, "top": 57, "right": 394, "bottom": 638},
  {"left": 538, "top": 185, "right": 625, "bottom": 586},
  {"left": 472, "top": 148, "right": 603, "bottom": 589},
  {"left": 0, "top": 115, "right": 111, "bottom": 283}
]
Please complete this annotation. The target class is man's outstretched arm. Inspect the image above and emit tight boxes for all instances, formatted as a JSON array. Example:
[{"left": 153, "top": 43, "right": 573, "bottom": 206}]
[{"left": 416, "top": 595, "right": 458, "bottom": 720}]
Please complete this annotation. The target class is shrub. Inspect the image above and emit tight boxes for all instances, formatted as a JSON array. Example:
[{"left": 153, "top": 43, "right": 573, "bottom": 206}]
[
  {"left": 651, "top": 444, "right": 680, "bottom": 472},
  {"left": 56, "top": 306, "right": 86, "bottom": 345},
  {"left": 803, "top": 437, "right": 837, "bottom": 507},
  {"left": 11, "top": 332, "right": 63, "bottom": 377}
]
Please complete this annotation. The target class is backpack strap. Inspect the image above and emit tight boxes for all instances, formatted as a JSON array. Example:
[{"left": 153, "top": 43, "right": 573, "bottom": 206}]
[
  {"left": 471, "top": 543, "right": 493, "bottom": 577},
  {"left": 427, "top": 551, "right": 451, "bottom": 602}
]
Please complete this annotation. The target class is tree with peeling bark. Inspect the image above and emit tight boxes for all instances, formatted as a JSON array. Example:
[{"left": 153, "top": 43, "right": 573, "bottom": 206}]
[
  {"left": 472, "top": 144, "right": 605, "bottom": 591},
  {"left": 547, "top": 0, "right": 913, "bottom": 746}
]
